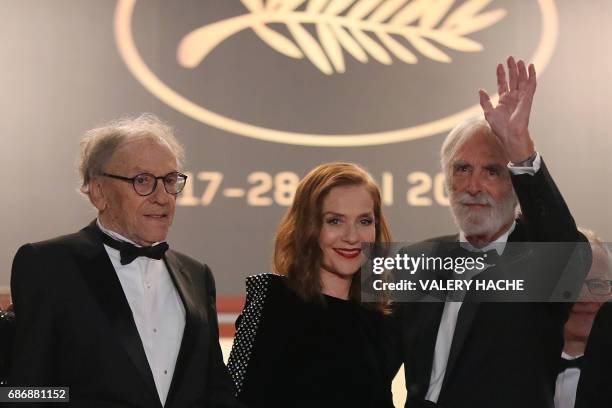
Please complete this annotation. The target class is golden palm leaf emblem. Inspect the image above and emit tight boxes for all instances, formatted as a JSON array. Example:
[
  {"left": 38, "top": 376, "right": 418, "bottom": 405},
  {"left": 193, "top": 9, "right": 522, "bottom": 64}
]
[
  {"left": 115, "top": 0, "right": 558, "bottom": 145},
  {"left": 178, "top": 0, "right": 507, "bottom": 75}
]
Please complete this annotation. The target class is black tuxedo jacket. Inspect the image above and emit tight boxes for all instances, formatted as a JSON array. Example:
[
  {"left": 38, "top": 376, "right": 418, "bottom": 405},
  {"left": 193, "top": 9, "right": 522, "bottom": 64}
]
[
  {"left": 389, "top": 160, "right": 591, "bottom": 408},
  {"left": 575, "top": 301, "right": 612, "bottom": 408},
  {"left": 0, "top": 309, "right": 15, "bottom": 382},
  {"left": 9, "top": 221, "right": 239, "bottom": 408}
]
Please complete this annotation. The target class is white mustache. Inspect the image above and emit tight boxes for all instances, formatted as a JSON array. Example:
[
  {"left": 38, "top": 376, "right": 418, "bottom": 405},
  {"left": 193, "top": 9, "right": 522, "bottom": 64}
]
[{"left": 456, "top": 192, "right": 494, "bottom": 206}]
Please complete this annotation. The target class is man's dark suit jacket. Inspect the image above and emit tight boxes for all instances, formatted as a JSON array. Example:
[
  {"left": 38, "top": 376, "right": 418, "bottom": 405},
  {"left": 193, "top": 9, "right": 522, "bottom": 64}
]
[
  {"left": 9, "top": 221, "right": 238, "bottom": 408},
  {"left": 575, "top": 301, "right": 612, "bottom": 408},
  {"left": 0, "top": 309, "right": 15, "bottom": 382},
  {"left": 389, "top": 159, "right": 591, "bottom": 408}
]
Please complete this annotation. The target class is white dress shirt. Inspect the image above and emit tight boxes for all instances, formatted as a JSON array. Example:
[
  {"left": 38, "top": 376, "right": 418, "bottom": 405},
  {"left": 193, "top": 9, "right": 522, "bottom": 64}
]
[
  {"left": 554, "top": 352, "right": 582, "bottom": 408},
  {"left": 425, "top": 153, "right": 541, "bottom": 403},
  {"left": 97, "top": 219, "right": 185, "bottom": 406}
]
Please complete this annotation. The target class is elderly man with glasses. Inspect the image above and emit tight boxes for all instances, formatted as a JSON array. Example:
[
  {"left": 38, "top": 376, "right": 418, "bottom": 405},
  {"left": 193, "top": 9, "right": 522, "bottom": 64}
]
[
  {"left": 555, "top": 229, "right": 612, "bottom": 408},
  {"left": 9, "top": 114, "right": 240, "bottom": 408},
  {"left": 575, "top": 300, "right": 612, "bottom": 408}
]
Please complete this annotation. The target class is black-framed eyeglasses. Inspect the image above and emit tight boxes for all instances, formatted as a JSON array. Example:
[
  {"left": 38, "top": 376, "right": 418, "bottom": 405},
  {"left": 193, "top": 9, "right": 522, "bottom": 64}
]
[
  {"left": 584, "top": 279, "right": 612, "bottom": 296},
  {"left": 102, "top": 172, "right": 188, "bottom": 196}
]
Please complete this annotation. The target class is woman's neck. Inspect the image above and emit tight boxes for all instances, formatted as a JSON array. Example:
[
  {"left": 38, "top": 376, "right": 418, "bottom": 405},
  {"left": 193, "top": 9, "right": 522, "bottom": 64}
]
[{"left": 319, "top": 267, "right": 352, "bottom": 300}]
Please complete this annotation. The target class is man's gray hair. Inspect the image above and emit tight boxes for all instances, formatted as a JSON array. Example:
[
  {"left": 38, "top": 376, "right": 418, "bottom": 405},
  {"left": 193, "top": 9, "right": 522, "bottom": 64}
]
[
  {"left": 78, "top": 113, "right": 185, "bottom": 196},
  {"left": 580, "top": 228, "right": 612, "bottom": 278},
  {"left": 440, "top": 116, "right": 497, "bottom": 178}
]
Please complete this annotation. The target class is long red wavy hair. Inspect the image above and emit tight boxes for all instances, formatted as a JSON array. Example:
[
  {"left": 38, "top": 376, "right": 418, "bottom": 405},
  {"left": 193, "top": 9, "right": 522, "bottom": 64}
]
[{"left": 273, "top": 162, "right": 391, "bottom": 311}]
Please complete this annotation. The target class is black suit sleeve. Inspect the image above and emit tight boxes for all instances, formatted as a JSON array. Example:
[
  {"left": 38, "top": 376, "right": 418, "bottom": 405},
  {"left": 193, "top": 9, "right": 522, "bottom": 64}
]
[
  {"left": 203, "top": 265, "right": 244, "bottom": 408},
  {"left": 0, "top": 309, "right": 15, "bottom": 382},
  {"left": 9, "top": 244, "right": 56, "bottom": 387},
  {"left": 512, "top": 159, "right": 591, "bottom": 306},
  {"left": 511, "top": 158, "right": 581, "bottom": 243},
  {"left": 227, "top": 274, "right": 293, "bottom": 408}
]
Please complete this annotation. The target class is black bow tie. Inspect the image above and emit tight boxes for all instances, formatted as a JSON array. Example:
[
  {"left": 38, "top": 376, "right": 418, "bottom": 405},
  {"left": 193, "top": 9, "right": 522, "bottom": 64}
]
[
  {"left": 99, "top": 231, "right": 169, "bottom": 265},
  {"left": 559, "top": 356, "right": 583, "bottom": 373},
  {"left": 450, "top": 246, "right": 501, "bottom": 265},
  {"left": 429, "top": 245, "right": 500, "bottom": 280}
]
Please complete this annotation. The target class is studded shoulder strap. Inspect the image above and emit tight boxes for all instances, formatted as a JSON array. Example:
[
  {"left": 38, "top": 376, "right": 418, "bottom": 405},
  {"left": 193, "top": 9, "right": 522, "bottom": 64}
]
[{"left": 227, "top": 273, "right": 282, "bottom": 395}]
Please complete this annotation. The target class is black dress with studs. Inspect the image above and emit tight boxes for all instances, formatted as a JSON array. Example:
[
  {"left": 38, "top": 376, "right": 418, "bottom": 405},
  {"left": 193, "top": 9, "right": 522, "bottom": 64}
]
[{"left": 227, "top": 273, "right": 395, "bottom": 408}]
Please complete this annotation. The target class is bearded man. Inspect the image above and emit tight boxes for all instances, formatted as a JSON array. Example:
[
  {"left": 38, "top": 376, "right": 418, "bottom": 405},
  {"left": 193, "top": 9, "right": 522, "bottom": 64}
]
[{"left": 389, "top": 57, "right": 590, "bottom": 408}]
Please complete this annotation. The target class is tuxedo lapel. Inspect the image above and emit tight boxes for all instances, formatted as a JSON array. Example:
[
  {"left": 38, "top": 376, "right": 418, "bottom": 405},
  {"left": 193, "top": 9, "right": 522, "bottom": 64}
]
[
  {"left": 438, "top": 223, "right": 525, "bottom": 394},
  {"left": 164, "top": 251, "right": 205, "bottom": 408},
  {"left": 413, "top": 301, "right": 446, "bottom": 392},
  {"left": 410, "top": 237, "right": 455, "bottom": 391},
  {"left": 437, "top": 234, "right": 481, "bottom": 396},
  {"left": 440, "top": 301, "right": 479, "bottom": 394},
  {"left": 74, "top": 222, "right": 160, "bottom": 404}
]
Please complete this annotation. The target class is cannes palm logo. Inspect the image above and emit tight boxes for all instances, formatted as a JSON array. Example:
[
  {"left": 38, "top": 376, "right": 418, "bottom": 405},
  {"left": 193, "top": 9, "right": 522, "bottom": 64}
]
[{"left": 115, "top": 0, "right": 558, "bottom": 146}]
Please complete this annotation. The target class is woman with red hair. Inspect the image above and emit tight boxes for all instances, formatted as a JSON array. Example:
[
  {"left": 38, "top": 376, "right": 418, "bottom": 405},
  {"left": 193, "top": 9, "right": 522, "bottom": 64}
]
[{"left": 228, "top": 162, "right": 394, "bottom": 408}]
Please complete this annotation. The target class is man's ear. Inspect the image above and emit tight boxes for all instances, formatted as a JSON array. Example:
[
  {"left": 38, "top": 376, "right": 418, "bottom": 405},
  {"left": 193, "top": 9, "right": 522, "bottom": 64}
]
[{"left": 88, "top": 178, "right": 107, "bottom": 212}]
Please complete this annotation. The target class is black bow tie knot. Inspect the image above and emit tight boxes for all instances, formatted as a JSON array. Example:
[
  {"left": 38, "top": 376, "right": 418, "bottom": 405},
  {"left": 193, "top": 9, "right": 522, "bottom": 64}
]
[
  {"left": 430, "top": 245, "right": 501, "bottom": 280},
  {"left": 99, "top": 230, "right": 169, "bottom": 265},
  {"left": 452, "top": 246, "right": 501, "bottom": 265},
  {"left": 559, "top": 356, "right": 583, "bottom": 373}
]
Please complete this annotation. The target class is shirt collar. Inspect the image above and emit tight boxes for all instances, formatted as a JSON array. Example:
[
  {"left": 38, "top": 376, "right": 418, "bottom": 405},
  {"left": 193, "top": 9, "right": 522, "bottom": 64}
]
[
  {"left": 561, "top": 351, "right": 583, "bottom": 360},
  {"left": 459, "top": 221, "right": 516, "bottom": 255},
  {"left": 96, "top": 217, "right": 142, "bottom": 247}
]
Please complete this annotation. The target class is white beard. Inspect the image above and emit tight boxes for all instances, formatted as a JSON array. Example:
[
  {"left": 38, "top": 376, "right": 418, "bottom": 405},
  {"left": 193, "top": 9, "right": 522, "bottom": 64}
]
[{"left": 450, "top": 189, "right": 517, "bottom": 237}]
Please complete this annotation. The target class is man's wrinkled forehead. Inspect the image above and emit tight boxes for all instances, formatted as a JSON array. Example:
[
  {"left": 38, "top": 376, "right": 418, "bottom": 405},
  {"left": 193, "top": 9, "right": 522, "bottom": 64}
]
[
  {"left": 452, "top": 130, "right": 509, "bottom": 167},
  {"left": 106, "top": 138, "right": 177, "bottom": 173}
]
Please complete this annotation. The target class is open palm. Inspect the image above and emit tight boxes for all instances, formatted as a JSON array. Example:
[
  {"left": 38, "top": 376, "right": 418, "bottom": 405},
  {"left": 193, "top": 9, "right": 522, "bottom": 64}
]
[{"left": 479, "top": 56, "right": 537, "bottom": 163}]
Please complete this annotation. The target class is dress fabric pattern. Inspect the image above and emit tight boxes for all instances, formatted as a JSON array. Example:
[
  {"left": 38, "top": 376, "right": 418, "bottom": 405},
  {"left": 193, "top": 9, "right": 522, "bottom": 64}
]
[{"left": 227, "top": 273, "right": 275, "bottom": 394}]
